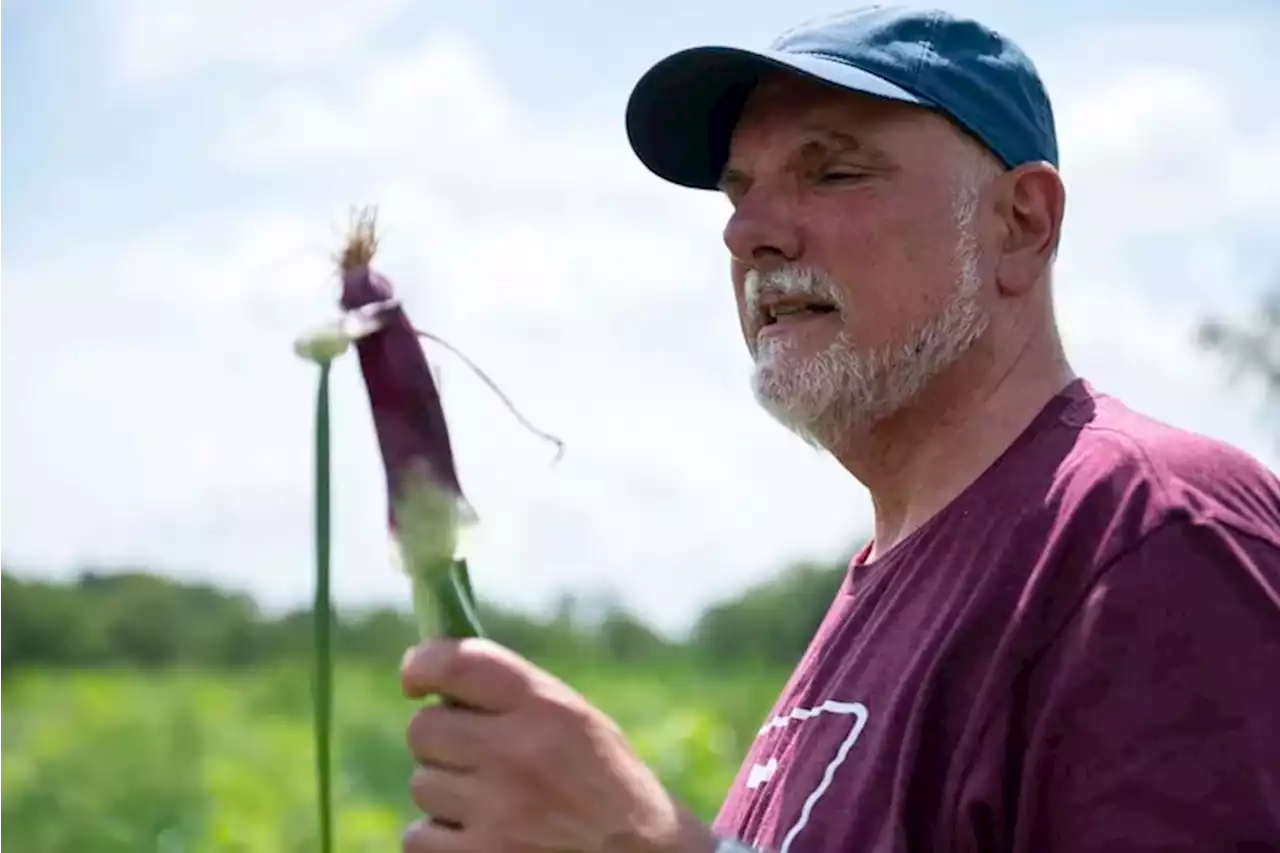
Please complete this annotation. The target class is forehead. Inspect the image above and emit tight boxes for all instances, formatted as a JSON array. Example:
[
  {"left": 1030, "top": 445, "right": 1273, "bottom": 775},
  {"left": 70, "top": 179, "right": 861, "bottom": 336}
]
[{"left": 726, "top": 71, "right": 950, "bottom": 163}]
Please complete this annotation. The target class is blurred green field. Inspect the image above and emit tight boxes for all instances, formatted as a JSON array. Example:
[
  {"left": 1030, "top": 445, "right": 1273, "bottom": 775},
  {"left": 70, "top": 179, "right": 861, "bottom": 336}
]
[{"left": 2, "top": 661, "right": 787, "bottom": 853}]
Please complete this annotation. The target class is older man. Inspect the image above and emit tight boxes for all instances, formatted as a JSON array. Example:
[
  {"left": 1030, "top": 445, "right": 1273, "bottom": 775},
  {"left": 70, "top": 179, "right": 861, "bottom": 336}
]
[{"left": 399, "top": 7, "right": 1280, "bottom": 853}]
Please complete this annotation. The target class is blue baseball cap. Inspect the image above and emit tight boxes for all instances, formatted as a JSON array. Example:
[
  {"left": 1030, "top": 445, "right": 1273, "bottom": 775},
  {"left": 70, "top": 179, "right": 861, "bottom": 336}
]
[{"left": 625, "top": 5, "right": 1058, "bottom": 190}]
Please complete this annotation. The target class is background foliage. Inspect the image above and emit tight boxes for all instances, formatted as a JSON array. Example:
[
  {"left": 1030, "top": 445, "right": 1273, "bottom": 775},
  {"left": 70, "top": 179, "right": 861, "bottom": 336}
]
[{"left": 1, "top": 556, "right": 848, "bottom": 853}]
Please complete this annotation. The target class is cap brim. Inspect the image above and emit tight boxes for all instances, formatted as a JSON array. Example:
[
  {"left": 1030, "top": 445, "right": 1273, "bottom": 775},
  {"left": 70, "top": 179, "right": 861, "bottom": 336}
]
[{"left": 625, "top": 46, "right": 926, "bottom": 191}]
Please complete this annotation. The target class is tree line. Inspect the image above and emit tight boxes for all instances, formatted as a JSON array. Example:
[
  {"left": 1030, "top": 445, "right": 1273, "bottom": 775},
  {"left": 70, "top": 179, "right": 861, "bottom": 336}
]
[{"left": 0, "top": 557, "right": 850, "bottom": 674}]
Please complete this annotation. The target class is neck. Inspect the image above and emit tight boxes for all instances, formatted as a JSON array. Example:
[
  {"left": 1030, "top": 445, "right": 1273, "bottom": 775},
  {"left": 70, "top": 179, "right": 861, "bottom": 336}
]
[{"left": 830, "top": 330, "right": 1076, "bottom": 562}]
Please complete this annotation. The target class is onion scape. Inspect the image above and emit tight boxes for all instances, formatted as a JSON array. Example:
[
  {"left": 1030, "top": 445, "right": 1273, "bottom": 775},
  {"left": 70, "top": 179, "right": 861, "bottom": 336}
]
[{"left": 293, "top": 206, "right": 563, "bottom": 851}]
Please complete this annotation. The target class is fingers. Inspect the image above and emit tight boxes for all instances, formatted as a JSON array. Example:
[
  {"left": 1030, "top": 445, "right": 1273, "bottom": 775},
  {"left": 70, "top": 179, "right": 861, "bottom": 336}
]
[
  {"left": 401, "top": 638, "right": 536, "bottom": 711},
  {"left": 406, "top": 703, "right": 493, "bottom": 770},
  {"left": 402, "top": 816, "right": 467, "bottom": 853},
  {"left": 408, "top": 764, "right": 475, "bottom": 827}
]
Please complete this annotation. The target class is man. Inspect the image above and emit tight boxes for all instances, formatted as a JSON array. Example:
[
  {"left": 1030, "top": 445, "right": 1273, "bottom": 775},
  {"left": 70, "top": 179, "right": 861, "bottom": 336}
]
[{"left": 400, "top": 6, "right": 1280, "bottom": 853}]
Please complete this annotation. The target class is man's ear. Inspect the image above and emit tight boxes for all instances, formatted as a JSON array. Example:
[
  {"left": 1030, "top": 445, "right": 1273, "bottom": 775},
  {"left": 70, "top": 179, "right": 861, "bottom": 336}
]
[{"left": 994, "top": 162, "right": 1065, "bottom": 297}]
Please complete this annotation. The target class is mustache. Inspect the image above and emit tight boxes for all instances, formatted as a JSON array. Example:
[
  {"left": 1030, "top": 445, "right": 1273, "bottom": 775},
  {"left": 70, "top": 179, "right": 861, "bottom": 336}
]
[{"left": 745, "top": 266, "right": 843, "bottom": 313}]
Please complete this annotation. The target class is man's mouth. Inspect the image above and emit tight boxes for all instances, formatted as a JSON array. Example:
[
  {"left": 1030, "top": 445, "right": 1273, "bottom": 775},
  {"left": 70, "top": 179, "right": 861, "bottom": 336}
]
[{"left": 760, "top": 300, "right": 839, "bottom": 327}]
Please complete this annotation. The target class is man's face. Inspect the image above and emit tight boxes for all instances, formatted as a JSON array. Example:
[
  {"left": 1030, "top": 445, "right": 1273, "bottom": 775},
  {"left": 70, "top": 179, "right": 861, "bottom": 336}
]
[{"left": 719, "top": 72, "right": 1002, "bottom": 446}]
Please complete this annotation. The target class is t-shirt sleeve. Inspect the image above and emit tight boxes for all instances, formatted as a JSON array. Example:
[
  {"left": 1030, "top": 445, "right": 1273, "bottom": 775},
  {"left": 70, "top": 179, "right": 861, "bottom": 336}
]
[{"left": 1018, "top": 518, "right": 1280, "bottom": 851}]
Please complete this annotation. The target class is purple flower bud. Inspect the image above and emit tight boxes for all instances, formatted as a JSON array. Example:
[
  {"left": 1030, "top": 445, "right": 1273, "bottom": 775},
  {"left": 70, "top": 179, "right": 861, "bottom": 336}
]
[{"left": 336, "top": 211, "right": 469, "bottom": 531}]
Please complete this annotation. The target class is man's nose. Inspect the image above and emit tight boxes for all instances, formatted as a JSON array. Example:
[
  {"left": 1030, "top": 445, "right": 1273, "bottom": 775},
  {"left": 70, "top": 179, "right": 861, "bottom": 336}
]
[{"left": 722, "top": 186, "right": 802, "bottom": 273}]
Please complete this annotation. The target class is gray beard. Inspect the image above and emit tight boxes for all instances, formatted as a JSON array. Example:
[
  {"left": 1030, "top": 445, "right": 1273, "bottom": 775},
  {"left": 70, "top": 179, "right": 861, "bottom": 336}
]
[{"left": 750, "top": 268, "right": 988, "bottom": 449}]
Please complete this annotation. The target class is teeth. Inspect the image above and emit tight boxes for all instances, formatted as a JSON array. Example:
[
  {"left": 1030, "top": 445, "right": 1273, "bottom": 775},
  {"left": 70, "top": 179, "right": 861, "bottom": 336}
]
[{"left": 769, "top": 304, "right": 831, "bottom": 320}]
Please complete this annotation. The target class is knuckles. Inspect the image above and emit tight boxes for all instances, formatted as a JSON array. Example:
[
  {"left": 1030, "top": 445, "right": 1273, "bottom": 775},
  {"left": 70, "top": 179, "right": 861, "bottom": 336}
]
[{"left": 497, "top": 693, "right": 599, "bottom": 776}]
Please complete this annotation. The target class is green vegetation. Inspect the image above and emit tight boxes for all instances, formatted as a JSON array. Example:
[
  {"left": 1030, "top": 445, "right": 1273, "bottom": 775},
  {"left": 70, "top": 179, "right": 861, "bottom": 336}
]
[
  {"left": 3, "top": 662, "right": 787, "bottom": 852},
  {"left": 1, "top": 560, "right": 849, "bottom": 852}
]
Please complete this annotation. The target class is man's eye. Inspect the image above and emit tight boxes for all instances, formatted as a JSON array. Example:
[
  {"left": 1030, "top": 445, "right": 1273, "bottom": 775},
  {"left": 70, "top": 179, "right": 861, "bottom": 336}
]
[{"left": 816, "top": 169, "right": 865, "bottom": 183}]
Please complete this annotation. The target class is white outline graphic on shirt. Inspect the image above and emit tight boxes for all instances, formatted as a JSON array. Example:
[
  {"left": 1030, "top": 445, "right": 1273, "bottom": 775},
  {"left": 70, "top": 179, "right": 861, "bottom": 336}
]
[{"left": 750, "top": 699, "right": 870, "bottom": 853}]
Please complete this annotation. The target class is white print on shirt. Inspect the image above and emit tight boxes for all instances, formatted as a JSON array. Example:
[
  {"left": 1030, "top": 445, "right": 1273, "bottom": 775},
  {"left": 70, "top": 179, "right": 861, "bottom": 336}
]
[{"left": 747, "top": 699, "right": 870, "bottom": 853}]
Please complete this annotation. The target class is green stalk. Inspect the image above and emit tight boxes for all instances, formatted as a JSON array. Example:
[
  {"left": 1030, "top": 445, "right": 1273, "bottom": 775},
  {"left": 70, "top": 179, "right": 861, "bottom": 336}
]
[
  {"left": 396, "top": 480, "right": 485, "bottom": 641},
  {"left": 312, "top": 360, "right": 334, "bottom": 853},
  {"left": 408, "top": 557, "right": 484, "bottom": 640}
]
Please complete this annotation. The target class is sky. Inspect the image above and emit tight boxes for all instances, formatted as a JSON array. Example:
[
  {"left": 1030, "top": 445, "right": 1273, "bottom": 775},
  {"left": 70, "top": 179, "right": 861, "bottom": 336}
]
[{"left": 3, "top": 0, "right": 1279, "bottom": 636}]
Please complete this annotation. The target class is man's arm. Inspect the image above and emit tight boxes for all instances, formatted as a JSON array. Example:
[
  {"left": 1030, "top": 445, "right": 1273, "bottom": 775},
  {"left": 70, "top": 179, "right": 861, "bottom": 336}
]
[{"left": 1017, "top": 519, "right": 1280, "bottom": 851}]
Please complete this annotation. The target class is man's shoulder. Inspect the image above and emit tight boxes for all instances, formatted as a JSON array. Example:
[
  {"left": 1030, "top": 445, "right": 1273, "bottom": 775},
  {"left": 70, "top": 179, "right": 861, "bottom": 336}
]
[
  {"left": 1042, "top": 382, "right": 1280, "bottom": 539},
  {"left": 1011, "top": 398, "right": 1280, "bottom": 851},
  {"left": 981, "top": 381, "right": 1280, "bottom": 575}
]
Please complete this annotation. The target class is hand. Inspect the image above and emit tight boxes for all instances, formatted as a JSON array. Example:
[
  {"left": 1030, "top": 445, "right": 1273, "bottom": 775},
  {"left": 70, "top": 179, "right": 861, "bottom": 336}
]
[{"left": 400, "top": 637, "right": 718, "bottom": 853}]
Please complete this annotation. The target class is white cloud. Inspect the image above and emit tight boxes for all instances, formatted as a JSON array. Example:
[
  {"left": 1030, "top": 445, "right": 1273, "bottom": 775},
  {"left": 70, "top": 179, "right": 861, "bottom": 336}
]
[
  {"left": 101, "top": 0, "right": 414, "bottom": 88},
  {"left": 5, "top": 9, "right": 1278, "bottom": 635},
  {"left": 216, "top": 33, "right": 515, "bottom": 171}
]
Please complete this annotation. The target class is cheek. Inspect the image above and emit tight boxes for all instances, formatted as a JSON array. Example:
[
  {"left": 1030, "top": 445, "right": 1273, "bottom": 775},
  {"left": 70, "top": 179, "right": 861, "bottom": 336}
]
[
  {"left": 806, "top": 204, "right": 916, "bottom": 335},
  {"left": 807, "top": 198, "right": 960, "bottom": 343}
]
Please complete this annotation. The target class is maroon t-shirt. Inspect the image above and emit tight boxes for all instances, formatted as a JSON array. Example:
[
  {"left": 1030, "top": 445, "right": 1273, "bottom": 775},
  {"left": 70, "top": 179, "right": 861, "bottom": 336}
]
[{"left": 712, "top": 379, "right": 1280, "bottom": 852}]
